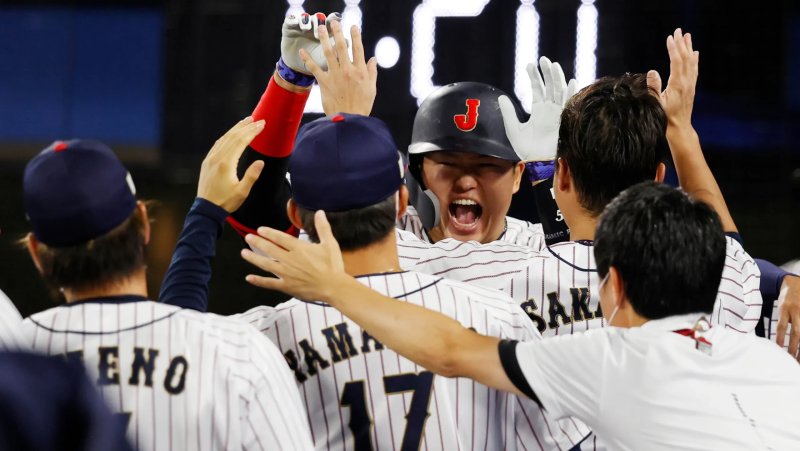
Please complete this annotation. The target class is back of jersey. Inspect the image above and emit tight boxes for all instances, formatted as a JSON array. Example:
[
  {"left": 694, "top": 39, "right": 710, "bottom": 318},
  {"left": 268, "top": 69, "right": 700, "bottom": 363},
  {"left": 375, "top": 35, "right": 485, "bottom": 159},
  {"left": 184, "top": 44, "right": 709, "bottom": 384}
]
[
  {"left": 240, "top": 271, "right": 587, "bottom": 450},
  {"left": 23, "top": 298, "right": 311, "bottom": 451},
  {"left": 414, "top": 239, "right": 601, "bottom": 338},
  {"left": 413, "top": 237, "right": 762, "bottom": 337}
]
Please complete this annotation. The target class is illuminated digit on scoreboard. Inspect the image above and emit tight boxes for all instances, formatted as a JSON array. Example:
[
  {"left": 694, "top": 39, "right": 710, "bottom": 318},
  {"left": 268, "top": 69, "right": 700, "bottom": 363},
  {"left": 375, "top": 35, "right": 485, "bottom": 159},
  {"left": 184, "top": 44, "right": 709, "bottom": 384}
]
[
  {"left": 410, "top": 0, "right": 598, "bottom": 112},
  {"left": 410, "top": 0, "right": 493, "bottom": 104},
  {"left": 285, "top": 0, "right": 598, "bottom": 114}
]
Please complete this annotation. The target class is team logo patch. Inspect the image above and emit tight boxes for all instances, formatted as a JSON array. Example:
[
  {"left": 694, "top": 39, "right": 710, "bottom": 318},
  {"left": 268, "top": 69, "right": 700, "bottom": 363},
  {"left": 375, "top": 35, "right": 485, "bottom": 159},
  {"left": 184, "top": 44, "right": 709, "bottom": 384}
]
[{"left": 453, "top": 99, "right": 480, "bottom": 132}]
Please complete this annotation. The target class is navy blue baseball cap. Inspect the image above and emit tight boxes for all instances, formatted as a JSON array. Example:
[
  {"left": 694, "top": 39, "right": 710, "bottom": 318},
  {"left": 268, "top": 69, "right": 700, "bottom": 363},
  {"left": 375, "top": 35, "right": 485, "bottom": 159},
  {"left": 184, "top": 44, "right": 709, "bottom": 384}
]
[
  {"left": 23, "top": 140, "right": 137, "bottom": 247},
  {"left": 290, "top": 114, "right": 404, "bottom": 212}
]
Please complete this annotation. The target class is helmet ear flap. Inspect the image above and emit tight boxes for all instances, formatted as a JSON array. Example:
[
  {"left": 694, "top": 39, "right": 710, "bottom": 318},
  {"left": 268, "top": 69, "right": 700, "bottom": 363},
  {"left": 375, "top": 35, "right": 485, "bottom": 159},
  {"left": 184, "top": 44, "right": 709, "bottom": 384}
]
[{"left": 407, "top": 153, "right": 426, "bottom": 190}]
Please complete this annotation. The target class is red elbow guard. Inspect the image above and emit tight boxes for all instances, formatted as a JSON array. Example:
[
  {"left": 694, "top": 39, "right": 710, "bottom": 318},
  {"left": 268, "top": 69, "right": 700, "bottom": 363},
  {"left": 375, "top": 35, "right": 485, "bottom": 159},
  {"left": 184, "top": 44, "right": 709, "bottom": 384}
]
[{"left": 250, "top": 76, "right": 311, "bottom": 158}]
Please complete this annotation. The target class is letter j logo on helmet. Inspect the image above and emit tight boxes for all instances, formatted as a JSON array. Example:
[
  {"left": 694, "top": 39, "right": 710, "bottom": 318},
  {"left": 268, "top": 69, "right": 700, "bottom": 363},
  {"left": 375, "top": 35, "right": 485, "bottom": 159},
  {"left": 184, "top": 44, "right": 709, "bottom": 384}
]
[{"left": 453, "top": 99, "right": 480, "bottom": 132}]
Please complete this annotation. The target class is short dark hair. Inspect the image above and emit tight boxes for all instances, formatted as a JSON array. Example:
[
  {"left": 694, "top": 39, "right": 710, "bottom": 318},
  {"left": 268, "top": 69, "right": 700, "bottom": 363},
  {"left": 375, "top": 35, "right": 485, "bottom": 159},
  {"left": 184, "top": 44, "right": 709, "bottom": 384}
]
[
  {"left": 298, "top": 194, "right": 396, "bottom": 252},
  {"left": 557, "top": 73, "right": 669, "bottom": 215},
  {"left": 33, "top": 207, "right": 147, "bottom": 292},
  {"left": 594, "top": 182, "right": 726, "bottom": 319}
]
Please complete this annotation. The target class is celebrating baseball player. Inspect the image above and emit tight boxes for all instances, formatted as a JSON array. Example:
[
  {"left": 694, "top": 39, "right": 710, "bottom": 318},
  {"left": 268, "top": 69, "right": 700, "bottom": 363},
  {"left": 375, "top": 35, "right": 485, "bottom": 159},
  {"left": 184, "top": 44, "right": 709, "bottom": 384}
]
[
  {"left": 160, "top": 112, "right": 588, "bottom": 449},
  {"left": 242, "top": 179, "right": 800, "bottom": 451},
  {"left": 19, "top": 123, "right": 313, "bottom": 451},
  {"left": 412, "top": 29, "right": 761, "bottom": 341}
]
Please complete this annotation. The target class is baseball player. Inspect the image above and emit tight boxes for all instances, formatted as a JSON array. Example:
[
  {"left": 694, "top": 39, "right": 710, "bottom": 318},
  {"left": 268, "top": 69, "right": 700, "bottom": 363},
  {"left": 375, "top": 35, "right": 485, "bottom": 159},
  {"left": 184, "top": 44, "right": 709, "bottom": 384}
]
[
  {"left": 160, "top": 114, "right": 589, "bottom": 449},
  {"left": 244, "top": 181, "right": 800, "bottom": 451},
  {"left": 19, "top": 123, "right": 313, "bottom": 451},
  {"left": 411, "top": 69, "right": 761, "bottom": 337},
  {"left": 0, "top": 351, "right": 133, "bottom": 451},
  {"left": 0, "top": 289, "right": 27, "bottom": 350},
  {"left": 223, "top": 12, "right": 572, "bottom": 272}
]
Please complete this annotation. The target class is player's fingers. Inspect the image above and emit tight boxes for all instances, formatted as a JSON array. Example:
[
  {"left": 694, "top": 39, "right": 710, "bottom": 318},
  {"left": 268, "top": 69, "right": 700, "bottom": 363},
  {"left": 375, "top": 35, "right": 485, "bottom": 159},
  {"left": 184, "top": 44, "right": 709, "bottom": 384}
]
[
  {"left": 311, "top": 12, "right": 326, "bottom": 39},
  {"left": 666, "top": 35, "right": 681, "bottom": 80},
  {"left": 212, "top": 116, "right": 253, "bottom": 157},
  {"left": 246, "top": 232, "right": 294, "bottom": 262},
  {"left": 367, "top": 57, "right": 378, "bottom": 83},
  {"left": 241, "top": 247, "right": 279, "bottom": 272},
  {"left": 300, "top": 49, "right": 325, "bottom": 79},
  {"left": 299, "top": 12, "right": 312, "bottom": 31},
  {"left": 245, "top": 273, "right": 284, "bottom": 292},
  {"left": 789, "top": 316, "right": 799, "bottom": 359},
  {"left": 314, "top": 210, "right": 342, "bottom": 256},
  {"left": 284, "top": 14, "right": 299, "bottom": 27},
  {"left": 526, "top": 63, "right": 545, "bottom": 103},
  {"left": 551, "top": 61, "right": 567, "bottom": 105},
  {"left": 540, "top": 56, "right": 555, "bottom": 102},
  {"left": 646, "top": 70, "right": 663, "bottom": 97},
  {"left": 331, "top": 20, "right": 350, "bottom": 64},
  {"left": 685, "top": 32, "right": 694, "bottom": 53},
  {"left": 317, "top": 26, "right": 338, "bottom": 71},
  {"left": 237, "top": 160, "right": 265, "bottom": 198},
  {"left": 776, "top": 312, "right": 788, "bottom": 347},
  {"left": 566, "top": 78, "right": 578, "bottom": 99},
  {"left": 351, "top": 25, "right": 366, "bottom": 68},
  {"left": 256, "top": 226, "right": 301, "bottom": 253},
  {"left": 498, "top": 95, "right": 523, "bottom": 132}
]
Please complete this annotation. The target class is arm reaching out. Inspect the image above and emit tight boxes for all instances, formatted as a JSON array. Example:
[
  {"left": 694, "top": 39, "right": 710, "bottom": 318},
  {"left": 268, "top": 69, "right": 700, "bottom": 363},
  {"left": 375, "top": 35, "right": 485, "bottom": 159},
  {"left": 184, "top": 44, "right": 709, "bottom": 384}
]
[
  {"left": 647, "top": 28, "right": 737, "bottom": 233},
  {"left": 240, "top": 211, "right": 524, "bottom": 398}
]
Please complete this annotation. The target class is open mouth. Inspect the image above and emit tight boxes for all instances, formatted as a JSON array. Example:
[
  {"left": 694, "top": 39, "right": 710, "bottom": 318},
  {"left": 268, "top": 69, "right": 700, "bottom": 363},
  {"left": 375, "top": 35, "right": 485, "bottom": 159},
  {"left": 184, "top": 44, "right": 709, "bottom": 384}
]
[{"left": 448, "top": 199, "right": 483, "bottom": 233}]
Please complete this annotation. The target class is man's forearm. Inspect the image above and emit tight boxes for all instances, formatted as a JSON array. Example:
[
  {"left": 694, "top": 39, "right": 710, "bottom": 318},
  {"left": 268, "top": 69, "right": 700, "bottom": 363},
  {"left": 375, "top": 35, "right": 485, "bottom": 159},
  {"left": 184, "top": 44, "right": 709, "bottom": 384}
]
[
  {"left": 324, "top": 275, "right": 496, "bottom": 378},
  {"left": 667, "top": 125, "right": 737, "bottom": 232}
]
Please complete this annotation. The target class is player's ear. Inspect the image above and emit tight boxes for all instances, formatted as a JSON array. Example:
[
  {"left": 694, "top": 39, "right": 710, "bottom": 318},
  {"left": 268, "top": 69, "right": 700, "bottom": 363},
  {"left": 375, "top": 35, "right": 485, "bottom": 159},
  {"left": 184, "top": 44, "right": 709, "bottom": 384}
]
[
  {"left": 25, "top": 233, "right": 44, "bottom": 274},
  {"left": 286, "top": 199, "right": 304, "bottom": 230},
  {"left": 555, "top": 158, "right": 571, "bottom": 193},
  {"left": 654, "top": 162, "right": 666, "bottom": 183},
  {"left": 397, "top": 186, "right": 409, "bottom": 219},
  {"left": 137, "top": 201, "right": 151, "bottom": 246},
  {"left": 511, "top": 161, "right": 525, "bottom": 194}
]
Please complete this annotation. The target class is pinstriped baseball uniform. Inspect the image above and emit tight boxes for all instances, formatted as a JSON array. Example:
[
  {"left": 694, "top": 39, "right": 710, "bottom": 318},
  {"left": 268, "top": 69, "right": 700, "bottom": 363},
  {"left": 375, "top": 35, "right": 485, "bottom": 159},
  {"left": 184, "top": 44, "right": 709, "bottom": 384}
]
[
  {"left": 298, "top": 228, "right": 431, "bottom": 271},
  {"left": 0, "top": 289, "right": 27, "bottom": 350},
  {"left": 398, "top": 205, "right": 546, "bottom": 251},
  {"left": 21, "top": 297, "right": 313, "bottom": 451},
  {"left": 237, "top": 271, "right": 589, "bottom": 451},
  {"left": 413, "top": 236, "right": 762, "bottom": 337}
]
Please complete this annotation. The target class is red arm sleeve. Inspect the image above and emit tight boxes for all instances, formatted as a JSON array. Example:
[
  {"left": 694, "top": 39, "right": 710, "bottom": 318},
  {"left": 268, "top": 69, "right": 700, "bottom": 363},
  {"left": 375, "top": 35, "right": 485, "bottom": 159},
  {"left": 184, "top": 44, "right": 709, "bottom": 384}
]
[{"left": 228, "top": 73, "right": 310, "bottom": 238}]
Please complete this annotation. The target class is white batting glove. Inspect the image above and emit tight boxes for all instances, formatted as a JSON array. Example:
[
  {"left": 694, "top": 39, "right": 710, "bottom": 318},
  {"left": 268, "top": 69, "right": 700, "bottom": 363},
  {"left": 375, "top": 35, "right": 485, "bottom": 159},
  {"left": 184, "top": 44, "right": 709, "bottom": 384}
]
[
  {"left": 498, "top": 56, "right": 578, "bottom": 162},
  {"left": 281, "top": 12, "right": 343, "bottom": 74}
]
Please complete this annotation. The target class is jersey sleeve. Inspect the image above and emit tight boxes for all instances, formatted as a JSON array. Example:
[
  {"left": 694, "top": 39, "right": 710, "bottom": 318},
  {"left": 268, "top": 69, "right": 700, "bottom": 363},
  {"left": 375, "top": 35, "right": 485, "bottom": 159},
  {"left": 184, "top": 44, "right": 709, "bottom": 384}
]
[
  {"left": 499, "top": 331, "right": 607, "bottom": 423},
  {"left": 0, "top": 290, "right": 26, "bottom": 351},
  {"left": 159, "top": 198, "right": 228, "bottom": 312},
  {"left": 232, "top": 305, "right": 278, "bottom": 333},
  {"left": 711, "top": 237, "right": 762, "bottom": 333},
  {"left": 242, "top": 329, "right": 313, "bottom": 451}
]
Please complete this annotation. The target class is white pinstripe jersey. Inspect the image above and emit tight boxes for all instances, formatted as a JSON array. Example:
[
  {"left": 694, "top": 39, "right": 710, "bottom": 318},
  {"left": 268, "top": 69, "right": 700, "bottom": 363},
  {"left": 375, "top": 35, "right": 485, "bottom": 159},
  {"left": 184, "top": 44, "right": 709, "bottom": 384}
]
[
  {"left": 22, "top": 298, "right": 313, "bottom": 451},
  {"left": 0, "top": 289, "right": 27, "bottom": 350},
  {"left": 398, "top": 206, "right": 547, "bottom": 251},
  {"left": 413, "top": 237, "right": 762, "bottom": 337},
  {"left": 237, "top": 271, "right": 589, "bottom": 451}
]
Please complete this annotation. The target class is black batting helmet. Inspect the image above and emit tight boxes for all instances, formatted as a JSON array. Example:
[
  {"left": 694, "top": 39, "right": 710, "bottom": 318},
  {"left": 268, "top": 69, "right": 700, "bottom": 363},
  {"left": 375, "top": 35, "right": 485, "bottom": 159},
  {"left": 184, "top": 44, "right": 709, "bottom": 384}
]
[{"left": 408, "top": 82, "right": 523, "bottom": 187}]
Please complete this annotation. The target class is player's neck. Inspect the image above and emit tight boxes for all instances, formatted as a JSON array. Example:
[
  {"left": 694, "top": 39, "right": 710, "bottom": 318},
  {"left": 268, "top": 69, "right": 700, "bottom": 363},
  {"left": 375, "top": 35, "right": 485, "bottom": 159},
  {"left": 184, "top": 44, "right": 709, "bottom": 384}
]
[
  {"left": 62, "top": 269, "right": 148, "bottom": 304},
  {"left": 567, "top": 214, "right": 598, "bottom": 242},
  {"left": 341, "top": 232, "right": 403, "bottom": 277}
]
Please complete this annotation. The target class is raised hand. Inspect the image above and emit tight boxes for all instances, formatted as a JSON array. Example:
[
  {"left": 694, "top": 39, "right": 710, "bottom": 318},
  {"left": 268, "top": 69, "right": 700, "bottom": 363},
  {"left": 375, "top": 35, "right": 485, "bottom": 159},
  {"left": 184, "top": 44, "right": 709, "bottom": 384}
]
[
  {"left": 241, "top": 211, "right": 348, "bottom": 300},
  {"left": 498, "top": 56, "right": 577, "bottom": 162},
  {"left": 299, "top": 20, "right": 377, "bottom": 116},
  {"left": 776, "top": 276, "right": 800, "bottom": 361},
  {"left": 197, "top": 117, "right": 265, "bottom": 213},
  {"left": 281, "top": 12, "right": 343, "bottom": 74},
  {"left": 646, "top": 28, "right": 699, "bottom": 128}
]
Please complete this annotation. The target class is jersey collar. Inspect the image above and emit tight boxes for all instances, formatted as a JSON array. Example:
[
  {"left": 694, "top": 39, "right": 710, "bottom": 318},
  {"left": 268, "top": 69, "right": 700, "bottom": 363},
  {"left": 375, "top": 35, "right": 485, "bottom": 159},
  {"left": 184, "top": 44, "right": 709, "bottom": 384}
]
[
  {"left": 639, "top": 312, "right": 710, "bottom": 331},
  {"left": 65, "top": 295, "right": 150, "bottom": 307}
]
